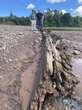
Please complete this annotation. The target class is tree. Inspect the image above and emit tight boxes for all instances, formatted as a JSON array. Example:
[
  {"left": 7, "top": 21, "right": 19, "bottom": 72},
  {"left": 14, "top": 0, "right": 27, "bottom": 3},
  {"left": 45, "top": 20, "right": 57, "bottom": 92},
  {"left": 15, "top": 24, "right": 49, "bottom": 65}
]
[
  {"left": 53, "top": 10, "right": 62, "bottom": 27},
  {"left": 0, "top": 9, "right": 82, "bottom": 27},
  {"left": 61, "top": 13, "right": 73, "bottom": 27},
  {"left": 44, "top": 9, "right": 54, "bottom": 27},
  {"left": 73, "top": 16, "right": 80, "bottom": 27}
]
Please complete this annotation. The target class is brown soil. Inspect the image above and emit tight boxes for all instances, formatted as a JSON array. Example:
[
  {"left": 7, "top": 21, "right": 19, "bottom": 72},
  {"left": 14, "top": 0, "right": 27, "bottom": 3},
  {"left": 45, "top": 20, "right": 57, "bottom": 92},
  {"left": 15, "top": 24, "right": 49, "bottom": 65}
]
[
  {"left": 51, "top": 31, "right": 82, "bottom": 99},
  {"left": 0, "top": 26, "right": 82, "bottom": 110},
  {"left": 0, "top": 25, "right": 42, "bottom": 110}
]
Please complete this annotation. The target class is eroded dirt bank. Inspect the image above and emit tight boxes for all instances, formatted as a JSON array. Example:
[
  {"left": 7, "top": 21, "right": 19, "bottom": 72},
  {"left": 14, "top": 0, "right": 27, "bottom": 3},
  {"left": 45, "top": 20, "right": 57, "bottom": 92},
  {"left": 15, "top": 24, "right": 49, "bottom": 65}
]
[
  {"left": 0, "top": 26, "right": 82, "bottom": 110},
  {"left": 30, "top": 31, "right": 82, "bottom": 110}
]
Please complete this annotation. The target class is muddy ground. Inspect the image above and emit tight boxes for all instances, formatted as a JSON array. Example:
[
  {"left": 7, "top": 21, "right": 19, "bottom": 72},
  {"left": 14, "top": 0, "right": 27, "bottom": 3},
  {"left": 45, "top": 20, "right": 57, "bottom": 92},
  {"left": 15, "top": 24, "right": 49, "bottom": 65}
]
[
  {"left": 0, "top": 25, "right": 82, "bottom": 110},
  {"left": 0, "top": 25, "right": 42, "bottom": 110}
]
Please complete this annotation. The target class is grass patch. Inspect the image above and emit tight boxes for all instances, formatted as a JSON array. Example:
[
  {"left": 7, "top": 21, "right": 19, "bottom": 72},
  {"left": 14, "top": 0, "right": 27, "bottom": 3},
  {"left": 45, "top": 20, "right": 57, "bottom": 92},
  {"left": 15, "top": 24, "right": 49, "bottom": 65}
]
[{"left": 43, "top": 27, "right": 82, "bottom": 31}]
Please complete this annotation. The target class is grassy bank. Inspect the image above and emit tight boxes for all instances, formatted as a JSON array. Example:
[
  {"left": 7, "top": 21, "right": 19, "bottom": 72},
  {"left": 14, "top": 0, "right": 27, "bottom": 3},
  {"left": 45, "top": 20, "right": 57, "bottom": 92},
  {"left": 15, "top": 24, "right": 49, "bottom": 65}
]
[{"left": 43, "top": 27, "right": 82, "bottom": 31}]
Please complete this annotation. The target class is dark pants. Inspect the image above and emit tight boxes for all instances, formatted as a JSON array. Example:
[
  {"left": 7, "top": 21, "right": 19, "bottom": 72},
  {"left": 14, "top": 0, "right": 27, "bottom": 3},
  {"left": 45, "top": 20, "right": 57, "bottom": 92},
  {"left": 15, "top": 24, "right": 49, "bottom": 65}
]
[{"left": 37, "top": 19, "right": 43, "bottom": 29}]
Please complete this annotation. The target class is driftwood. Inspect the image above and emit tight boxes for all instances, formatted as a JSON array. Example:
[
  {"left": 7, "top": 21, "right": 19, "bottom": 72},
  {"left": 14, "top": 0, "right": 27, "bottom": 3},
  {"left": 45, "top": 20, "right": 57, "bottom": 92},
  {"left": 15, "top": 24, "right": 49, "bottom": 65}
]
[{"left": 30, "top": 31, "right": 79, "bottom": 110}]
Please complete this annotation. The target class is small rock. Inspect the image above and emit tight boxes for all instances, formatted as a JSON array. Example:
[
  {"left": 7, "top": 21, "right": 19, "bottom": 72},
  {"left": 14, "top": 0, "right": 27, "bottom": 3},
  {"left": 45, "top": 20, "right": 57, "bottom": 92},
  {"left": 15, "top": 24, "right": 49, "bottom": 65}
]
[
  {"left": 18, "top": 32, "right": 23, "bottom": 35},
  {"left": 8, "top": 58, "right": 13, "bottom": 62},
  {"left": 2, "top": 46, "right": 6, "bottom": 50},
  {"left": 14, "top": 62, "right": 22, "bottom": 70},
  {"left": 35, "top": 40, "right": 39, "bottom": 44},
  {"left": 73, "top": 50, "right": 80, "bottom": 55},
  {"left": 5, "top": 104, "right": 8, "bottom": 108}
]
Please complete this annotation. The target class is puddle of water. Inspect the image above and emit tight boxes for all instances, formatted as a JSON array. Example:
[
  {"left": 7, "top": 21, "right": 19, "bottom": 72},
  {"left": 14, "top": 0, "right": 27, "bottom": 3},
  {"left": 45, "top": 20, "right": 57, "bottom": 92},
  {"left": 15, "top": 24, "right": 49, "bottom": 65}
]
[{"left": 72, "top": 58, "right": 82, "bottom": 98}]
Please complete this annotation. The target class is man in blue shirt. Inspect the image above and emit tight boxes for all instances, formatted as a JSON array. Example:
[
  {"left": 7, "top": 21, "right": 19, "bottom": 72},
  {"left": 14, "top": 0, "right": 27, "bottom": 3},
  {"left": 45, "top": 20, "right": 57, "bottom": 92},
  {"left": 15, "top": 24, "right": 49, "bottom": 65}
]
[{"left": 36, "top": 11, "right": 44, "bottom": 30}]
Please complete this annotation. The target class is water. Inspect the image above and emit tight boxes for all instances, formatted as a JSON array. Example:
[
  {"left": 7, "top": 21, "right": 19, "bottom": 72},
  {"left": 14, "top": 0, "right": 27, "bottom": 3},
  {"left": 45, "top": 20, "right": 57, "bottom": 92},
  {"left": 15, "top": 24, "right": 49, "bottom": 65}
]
[
  {"left": 72, "top": 58, "right": 82, "bottom": 98},
  {"left": 62, "top": 97, "right": 82, "bottom": 110},
  {"left": 60, "top": 58, "right": 82, "bottom": 110}
]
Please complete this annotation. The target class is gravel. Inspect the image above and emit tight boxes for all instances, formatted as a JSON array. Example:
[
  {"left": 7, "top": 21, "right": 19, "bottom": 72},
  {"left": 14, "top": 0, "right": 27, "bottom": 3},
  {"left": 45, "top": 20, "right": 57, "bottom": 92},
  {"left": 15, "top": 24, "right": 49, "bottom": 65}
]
[{"left": 0, "top": 25, "right": 42, "bottom": 110}]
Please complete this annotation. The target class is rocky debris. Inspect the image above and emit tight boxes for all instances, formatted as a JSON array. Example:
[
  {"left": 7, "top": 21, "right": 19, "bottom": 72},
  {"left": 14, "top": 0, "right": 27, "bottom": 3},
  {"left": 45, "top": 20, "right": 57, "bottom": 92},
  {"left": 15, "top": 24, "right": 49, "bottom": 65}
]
[
  {"left": 50, "top": 31, "right": 82, "bottom": 58},
  {"left": 41, "top": 96, "right": 82, "bottom": 110},
  {"left": 0, "top": 25, "right": 42, "bottom": 110},
  {"left": 30, "top": 31, "right": 80, "bottom": 110},
  {"left": 63, "top": 97, "right": 82, "bottom": 110}
]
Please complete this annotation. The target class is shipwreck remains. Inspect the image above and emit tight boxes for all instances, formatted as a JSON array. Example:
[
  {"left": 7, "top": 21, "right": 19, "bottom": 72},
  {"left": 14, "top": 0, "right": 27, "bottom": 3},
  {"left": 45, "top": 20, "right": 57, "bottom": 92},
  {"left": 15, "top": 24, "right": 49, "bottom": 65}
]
[{"left": 30, "top": 30, "right": 80, "bottom": 110}]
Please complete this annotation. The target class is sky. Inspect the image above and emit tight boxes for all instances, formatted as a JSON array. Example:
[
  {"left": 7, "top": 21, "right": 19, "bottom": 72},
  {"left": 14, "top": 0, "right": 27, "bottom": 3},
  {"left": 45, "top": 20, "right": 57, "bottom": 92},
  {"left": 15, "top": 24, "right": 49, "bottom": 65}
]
[{"left": 0, "top": 0, "right": 82, "bottom": 16}]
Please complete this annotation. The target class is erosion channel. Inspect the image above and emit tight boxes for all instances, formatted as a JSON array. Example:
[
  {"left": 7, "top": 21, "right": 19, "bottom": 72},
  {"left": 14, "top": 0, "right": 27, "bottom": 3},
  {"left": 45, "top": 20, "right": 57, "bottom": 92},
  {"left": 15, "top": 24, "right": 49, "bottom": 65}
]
[{"left": 30, "top": 30, "right": 82, "bottom": 110}]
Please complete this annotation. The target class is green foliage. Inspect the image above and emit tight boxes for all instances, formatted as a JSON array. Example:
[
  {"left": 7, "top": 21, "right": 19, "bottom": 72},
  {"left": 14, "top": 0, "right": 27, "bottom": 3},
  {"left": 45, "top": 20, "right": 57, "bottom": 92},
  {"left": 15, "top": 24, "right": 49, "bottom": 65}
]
[
  {"left": 73, "top": 16, "right": 81, "bottom": 27},
  {"left": 61, "top": 13, "right": 73, "bottom": 27},
  {"left": 44, "top": 10, "right": 82, "bottom": 27},
  {"left": 0, "top": 11, "right": 82, "bottom": 27},
  {"left": 0, "top": 12, "right": 31, "bottom": 26}
]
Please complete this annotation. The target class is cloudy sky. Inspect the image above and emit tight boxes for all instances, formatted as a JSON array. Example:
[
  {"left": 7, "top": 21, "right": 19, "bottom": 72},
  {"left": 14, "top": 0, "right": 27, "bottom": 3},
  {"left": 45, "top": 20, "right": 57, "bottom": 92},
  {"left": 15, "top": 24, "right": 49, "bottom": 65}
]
[{"left": 0, "top": 0, "right": 82, "bottom": 16}]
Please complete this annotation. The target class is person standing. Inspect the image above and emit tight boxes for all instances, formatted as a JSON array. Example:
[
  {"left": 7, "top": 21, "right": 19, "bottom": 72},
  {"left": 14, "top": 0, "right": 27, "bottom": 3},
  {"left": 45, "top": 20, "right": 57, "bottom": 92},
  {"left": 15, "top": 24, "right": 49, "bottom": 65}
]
[
  {"left": 31, "top": 10, "right": 36, "bottom": 31},
  {"left": 36, "top": 11, "right": 44, "bottom": 30}
]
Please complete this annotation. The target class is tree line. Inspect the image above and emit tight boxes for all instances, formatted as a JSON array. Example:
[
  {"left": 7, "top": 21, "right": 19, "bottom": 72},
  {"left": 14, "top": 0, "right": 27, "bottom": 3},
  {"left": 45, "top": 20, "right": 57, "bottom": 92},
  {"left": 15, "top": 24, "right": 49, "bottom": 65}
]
[
  {"left": 44, "top": 9, "right": 82, "bottom": 27},
  {"left": 0, "top": 12, "right": 31, "bottom": 25},
  {"left": 0, "top": 10, "right": 82, "bottom": 27}
]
